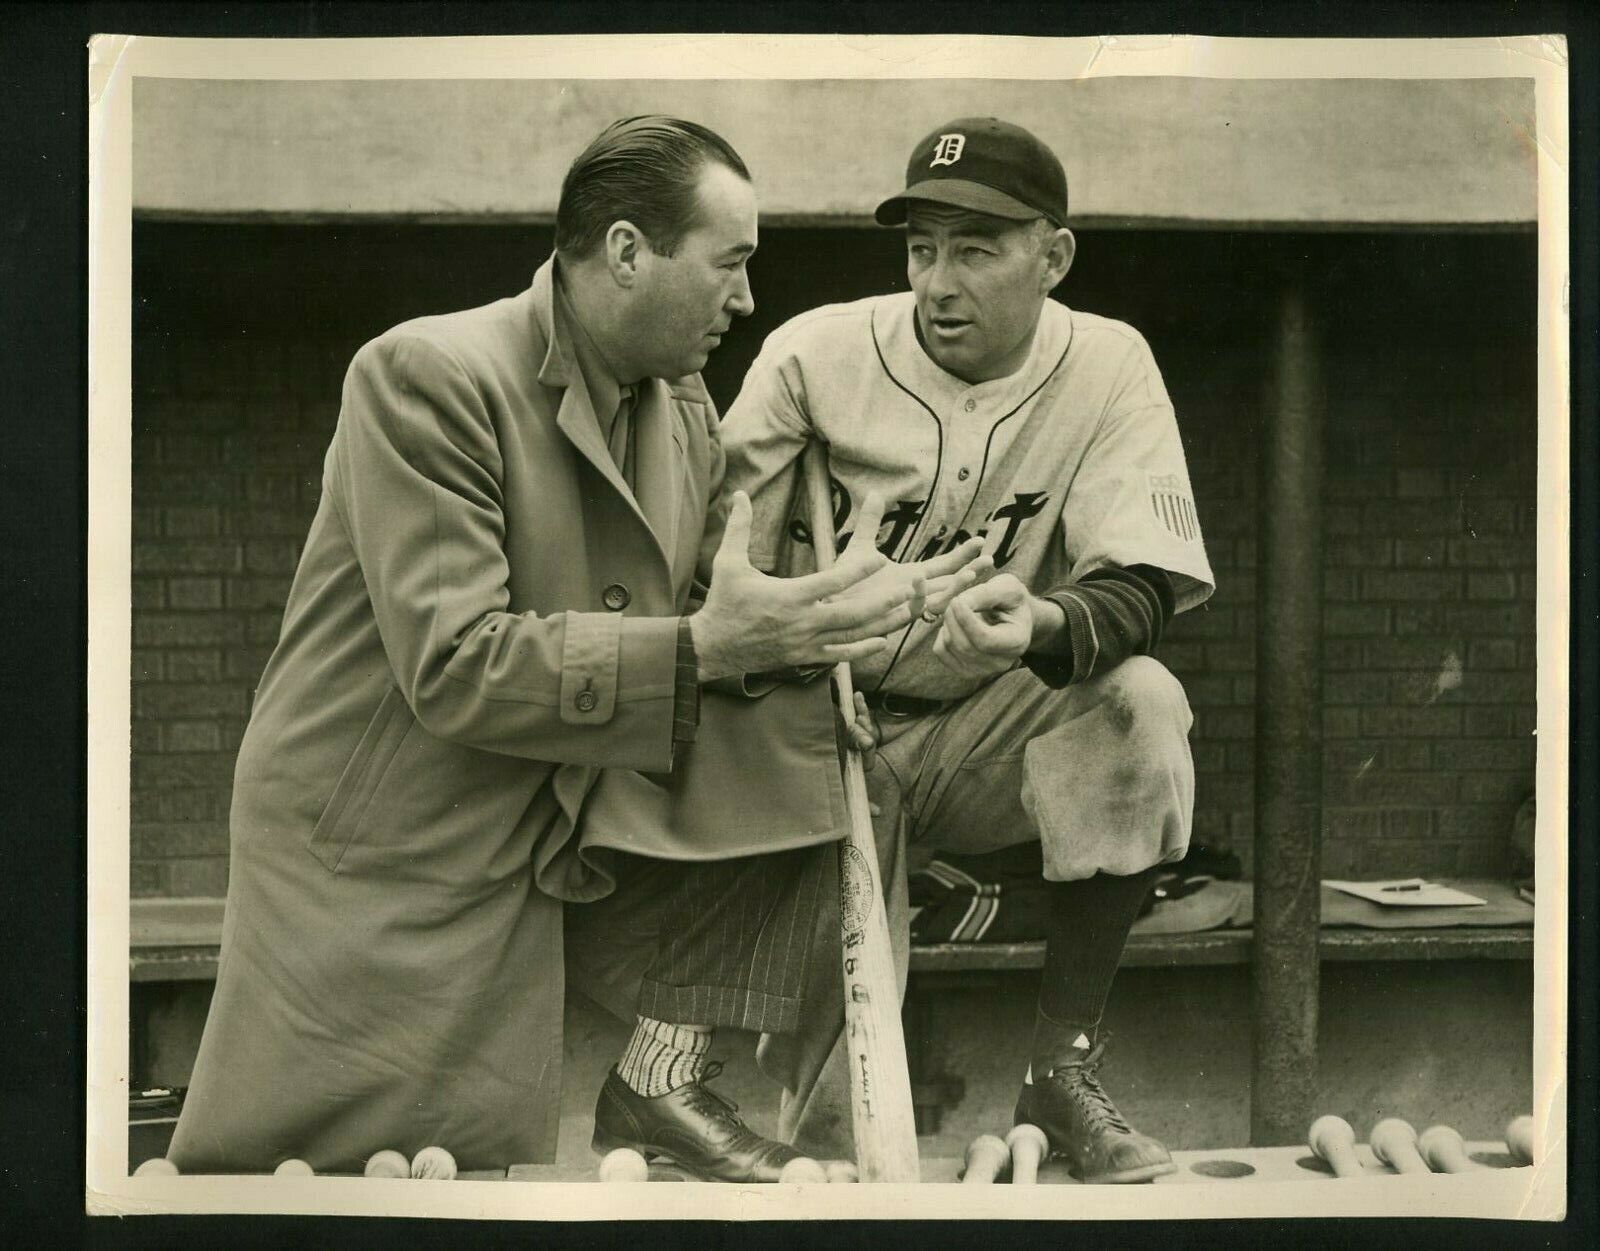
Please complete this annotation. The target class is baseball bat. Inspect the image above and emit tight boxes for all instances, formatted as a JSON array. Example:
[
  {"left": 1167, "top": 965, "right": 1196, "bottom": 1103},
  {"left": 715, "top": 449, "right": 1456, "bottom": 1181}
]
[
  {"left": 1006, "top": 1124, "right": 1049, "bottom": 1185},
  {"left": 961, "top": 1134, "right": 1011, "bottom": 1184},
  {"left": 1369, "top": 1118, "right": 1429, "bottom": 1174},
  {"left": 1418, "top": 1125, "right": 1478, "bottom": 1173},
  {"left": 1504, "top": 1115, "right": 1533, "bottom": 1165},
  {"left": 801, "top": 440, "right": 921, "bottom": 1184},
  {"left": 1307, "top": 1115, "right": 1362, "bottom": 1178}
]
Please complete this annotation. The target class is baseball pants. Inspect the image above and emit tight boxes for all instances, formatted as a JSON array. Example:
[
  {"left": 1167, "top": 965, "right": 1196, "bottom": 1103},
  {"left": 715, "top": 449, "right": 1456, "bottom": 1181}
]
[
  {"left": 564, "top": 843, "right": 829, "bottom": 1037},
  {"left": 757, "top": 654, "right": 1196, "bottom": 1158}
]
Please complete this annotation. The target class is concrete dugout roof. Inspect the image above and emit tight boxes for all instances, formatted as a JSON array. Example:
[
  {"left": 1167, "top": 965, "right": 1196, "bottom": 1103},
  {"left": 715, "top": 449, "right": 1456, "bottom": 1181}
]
[{"left": 133, "top": 77, "right": 1537, "bottom": 228}]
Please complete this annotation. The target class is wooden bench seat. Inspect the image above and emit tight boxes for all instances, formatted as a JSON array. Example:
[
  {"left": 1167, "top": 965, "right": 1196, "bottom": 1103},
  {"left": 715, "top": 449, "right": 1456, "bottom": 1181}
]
[
  {"left": 911, "top": 925, "right": 1533, "bottom": 974},
  {"left": 129, "top": 894, "right": 1535, "bottom": 982},
  {"left": 130, "top": 897, "right": 229, "bottom": 983}
]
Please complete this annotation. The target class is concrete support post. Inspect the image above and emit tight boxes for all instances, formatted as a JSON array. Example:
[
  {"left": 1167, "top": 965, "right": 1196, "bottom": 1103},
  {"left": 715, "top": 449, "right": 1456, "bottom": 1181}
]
[{"left": 1251, "top": 274, "right": 1326, "bottom": 1146}]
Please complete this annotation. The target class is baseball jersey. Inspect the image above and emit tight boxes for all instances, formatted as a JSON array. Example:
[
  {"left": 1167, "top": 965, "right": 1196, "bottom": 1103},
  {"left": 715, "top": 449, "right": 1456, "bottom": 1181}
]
[{"left": 720, "top": 292, "right": 1216, "bottom": 700}]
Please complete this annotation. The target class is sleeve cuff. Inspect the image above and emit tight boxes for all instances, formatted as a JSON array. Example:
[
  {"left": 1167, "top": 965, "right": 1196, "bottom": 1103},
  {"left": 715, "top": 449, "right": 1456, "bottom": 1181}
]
[
  {"left": 1022, "top": 590, "right": 1093, "bottom": 688},
  {"left": 671, "top": 616, "right": 701, "bottom": 748}
]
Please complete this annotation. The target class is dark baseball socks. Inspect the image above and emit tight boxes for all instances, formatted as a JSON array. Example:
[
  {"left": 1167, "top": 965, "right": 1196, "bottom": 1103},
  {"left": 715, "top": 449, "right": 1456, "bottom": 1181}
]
[
  {"left": 1028, "top": 867, "right": 1160, "bottom": 1080},
  {"left": 617, "top": 1017, "right": 713, "bottom": 1097}
]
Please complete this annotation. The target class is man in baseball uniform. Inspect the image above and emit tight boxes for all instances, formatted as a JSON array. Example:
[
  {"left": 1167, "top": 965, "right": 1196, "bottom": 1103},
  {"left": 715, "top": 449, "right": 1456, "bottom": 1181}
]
[{"left": 725, "top": 118, "right": 1214, "bottom": 1182}]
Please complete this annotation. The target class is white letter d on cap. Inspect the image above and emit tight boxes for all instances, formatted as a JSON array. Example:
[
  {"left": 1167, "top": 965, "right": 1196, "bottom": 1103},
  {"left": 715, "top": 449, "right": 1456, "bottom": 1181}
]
[{"left": 930, "top": 133, "right": 966, "bottom": 167}]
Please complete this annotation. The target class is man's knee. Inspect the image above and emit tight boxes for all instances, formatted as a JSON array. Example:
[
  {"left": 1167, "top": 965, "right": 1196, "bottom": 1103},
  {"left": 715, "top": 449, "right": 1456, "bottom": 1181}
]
[
  {"left": 1023, "top": 657, "right": 1196, "bottom": 877},
  {"left": 1083, "top": 655, "right": 1192, "bottom": 735}
]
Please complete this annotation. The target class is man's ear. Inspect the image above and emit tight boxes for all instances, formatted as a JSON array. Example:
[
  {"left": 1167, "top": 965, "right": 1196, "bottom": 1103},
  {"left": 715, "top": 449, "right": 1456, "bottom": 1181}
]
[
  {"left": 604, "top": 221, "right": 645, "bottom": 288},
  {"left": 1043, "top": 226, "right": 1076, "bottom": 292}
]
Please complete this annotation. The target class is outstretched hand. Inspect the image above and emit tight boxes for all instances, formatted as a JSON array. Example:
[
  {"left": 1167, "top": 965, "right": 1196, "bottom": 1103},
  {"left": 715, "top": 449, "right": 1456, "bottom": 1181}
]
[
  {"left": 690, "top": 491, "right": 929, "bottom": 683},
  {"left": 830, "top": 536, "right": 993, "bottom": 623}
]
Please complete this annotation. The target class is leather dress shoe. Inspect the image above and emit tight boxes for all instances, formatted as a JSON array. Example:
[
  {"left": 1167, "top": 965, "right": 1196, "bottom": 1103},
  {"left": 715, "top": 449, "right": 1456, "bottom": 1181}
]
[
  {"left": 1014, "top": 1037, "right": 1176, "bottom": 1183},
  {"left": 592, "top": 1061, "right": 802, "bottom": 1183}
]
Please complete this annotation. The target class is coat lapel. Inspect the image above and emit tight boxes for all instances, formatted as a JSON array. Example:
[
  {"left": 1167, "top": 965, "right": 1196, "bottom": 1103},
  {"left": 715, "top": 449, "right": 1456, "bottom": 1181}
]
[{"left": 532, "top": 260, "right": 675, "bottom": 572}]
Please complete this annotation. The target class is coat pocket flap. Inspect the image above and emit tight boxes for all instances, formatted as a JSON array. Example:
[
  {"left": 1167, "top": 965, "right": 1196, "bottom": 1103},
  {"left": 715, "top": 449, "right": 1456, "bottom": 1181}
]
[{"left": 307, "top": 686, "right": 414, "bottom": 872}]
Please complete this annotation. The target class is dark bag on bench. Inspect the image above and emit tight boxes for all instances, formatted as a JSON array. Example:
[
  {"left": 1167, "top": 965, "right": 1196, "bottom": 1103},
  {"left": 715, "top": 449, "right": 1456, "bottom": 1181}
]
[{"left": 908, "top": 843, "right": 1243, "bottom": 944}]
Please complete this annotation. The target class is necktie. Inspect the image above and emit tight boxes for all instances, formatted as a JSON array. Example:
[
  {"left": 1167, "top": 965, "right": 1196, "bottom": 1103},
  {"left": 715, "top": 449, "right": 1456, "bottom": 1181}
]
[{"left": 610, "top": 386, "right": 636, "bottom": 489}]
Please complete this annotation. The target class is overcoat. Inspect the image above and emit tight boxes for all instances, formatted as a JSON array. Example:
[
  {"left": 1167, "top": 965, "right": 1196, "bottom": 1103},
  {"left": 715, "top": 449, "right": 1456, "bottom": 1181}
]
[{"left": 167, "top": 258, "right": 847, "bottom": 1173}]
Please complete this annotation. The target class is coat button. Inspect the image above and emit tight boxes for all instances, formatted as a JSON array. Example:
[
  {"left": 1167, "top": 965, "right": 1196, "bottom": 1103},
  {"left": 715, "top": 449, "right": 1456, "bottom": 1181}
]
[
  {"left": 957, "top": 467, "right": 971, "bottom": 481},
  {"left": 602, "top": 583, "right": 631, "bottom": 611},
  {"left": 574, "top": 690, "right": 598, "bottom": 713},
  {"left": 964, "top": 399, "right": 976, "bottom": 413}
]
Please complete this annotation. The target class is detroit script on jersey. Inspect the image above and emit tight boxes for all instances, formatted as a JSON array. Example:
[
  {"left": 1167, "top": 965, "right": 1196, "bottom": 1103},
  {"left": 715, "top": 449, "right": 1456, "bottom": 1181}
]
[
  {"left": 787, "top": 480, "right": 1052, "bottom": 570},
  {"left": 722, "top": 293, "right": 1216, "bottom": 698}
]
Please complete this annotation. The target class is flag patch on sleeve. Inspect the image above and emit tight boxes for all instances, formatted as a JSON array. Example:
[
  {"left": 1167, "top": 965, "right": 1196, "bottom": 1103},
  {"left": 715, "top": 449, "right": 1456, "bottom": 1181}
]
[{"left": 1147, "top": 472, "right": 1200, "bottom": 542}]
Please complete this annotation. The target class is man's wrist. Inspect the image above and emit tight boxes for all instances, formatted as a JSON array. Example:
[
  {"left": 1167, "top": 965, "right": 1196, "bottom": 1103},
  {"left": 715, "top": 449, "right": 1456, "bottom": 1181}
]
[
  {"left": 688, "top": 613, "right": 713, "bottom": 682},
  {"left": 1026, "top": 593, "right": 1068, "bottom": 650},
  {"left": 688, "top": 612, "right": 733, "bottom": 684}
]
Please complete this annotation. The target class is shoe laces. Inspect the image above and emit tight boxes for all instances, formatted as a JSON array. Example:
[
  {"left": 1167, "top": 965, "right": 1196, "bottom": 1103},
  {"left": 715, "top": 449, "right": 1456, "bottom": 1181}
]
[
  {"left": 1049, "top": 1038, "right": 1133, "bottom": 1136},
  {"left": 684, "top": 1059, "right": 744, "bottom": 1123}
]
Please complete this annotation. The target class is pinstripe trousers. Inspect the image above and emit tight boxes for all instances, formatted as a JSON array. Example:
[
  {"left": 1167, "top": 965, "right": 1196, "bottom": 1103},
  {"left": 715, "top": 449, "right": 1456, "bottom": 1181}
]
[{"left": 563, "top": 845, "right": 830, "bottom": 1036}]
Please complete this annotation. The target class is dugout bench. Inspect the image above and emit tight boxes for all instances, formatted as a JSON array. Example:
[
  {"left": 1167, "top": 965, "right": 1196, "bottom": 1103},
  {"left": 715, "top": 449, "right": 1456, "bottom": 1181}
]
[
  {"left": 129, "top": 892, "right": 1533, "bottom": 1139},
  {"left": 903, "top": 918, "right": 1532, "bottom": 1134}
]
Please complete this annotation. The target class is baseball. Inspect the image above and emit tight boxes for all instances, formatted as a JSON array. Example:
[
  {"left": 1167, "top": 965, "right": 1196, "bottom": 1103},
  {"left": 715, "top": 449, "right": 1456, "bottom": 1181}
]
[
  {"left": 597, "top": 1147, "right": 650, "bottom": 1182},
  {"left": 273, "top": 1158, "right": 315, "bottom": 1177},
  {"left": 410, "top": 1145, "right": 457, "bottom": 1180},
  {"left": 363, "top": 1149, "right": 411, "bottom": 1178},
  {"left": 134, "top": 1157, "right": 179, "bottom": 1177},
  {"left": 778, "top": 1157, "right": 828, "bottom": 1184}
]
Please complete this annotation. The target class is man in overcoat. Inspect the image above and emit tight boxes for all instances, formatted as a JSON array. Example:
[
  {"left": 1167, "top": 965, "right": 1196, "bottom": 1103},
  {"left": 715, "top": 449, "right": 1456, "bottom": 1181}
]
[{"left": 166, "top": 116, "right": 977, "bottom": 1182}]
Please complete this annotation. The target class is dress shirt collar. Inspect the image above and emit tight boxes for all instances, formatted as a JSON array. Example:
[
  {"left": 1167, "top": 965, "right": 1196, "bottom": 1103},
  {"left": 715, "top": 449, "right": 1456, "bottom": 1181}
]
[{"left": 552, "top": 262, "right": 634, "bottom": 436}]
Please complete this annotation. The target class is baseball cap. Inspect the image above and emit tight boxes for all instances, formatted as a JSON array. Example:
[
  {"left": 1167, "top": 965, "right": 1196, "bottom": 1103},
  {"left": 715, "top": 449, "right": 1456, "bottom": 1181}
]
[{"left": 874, "top": 117, "right": 1069, "bottom": 228}]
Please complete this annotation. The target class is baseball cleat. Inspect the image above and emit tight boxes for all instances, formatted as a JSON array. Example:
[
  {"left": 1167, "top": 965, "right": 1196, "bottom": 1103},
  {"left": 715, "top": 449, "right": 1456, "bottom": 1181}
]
[{"left": 1014, "top": 1038, "right": 1176, "bottom": 1184}]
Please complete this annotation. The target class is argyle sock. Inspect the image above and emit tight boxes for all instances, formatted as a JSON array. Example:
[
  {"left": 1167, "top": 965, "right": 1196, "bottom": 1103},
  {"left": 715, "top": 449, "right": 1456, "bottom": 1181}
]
[
  {"left": 616, "top": 1017, "right": 713, "bottom": 1097},
  {"left": 1029, "top": 867, "right": 1159, "bottom": 1080}
]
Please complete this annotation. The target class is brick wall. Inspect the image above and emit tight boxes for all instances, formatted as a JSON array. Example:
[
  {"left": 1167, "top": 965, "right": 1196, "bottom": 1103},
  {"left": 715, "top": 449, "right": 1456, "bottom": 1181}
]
[
  {"left": 1312, "top": 239, "right": 1538, "bottom": 877},
  {"left": 129, "top": 225, "right": 1537, "bottom": 895},
  {"left": 131, "top": 338, "right": 344, "bottom": 895}
]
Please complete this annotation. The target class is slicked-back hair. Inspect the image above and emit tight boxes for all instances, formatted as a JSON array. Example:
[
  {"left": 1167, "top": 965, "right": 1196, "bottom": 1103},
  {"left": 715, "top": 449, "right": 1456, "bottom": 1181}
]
[{"left": 554, "top": 116, "right": 750, "bottom": 260}]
